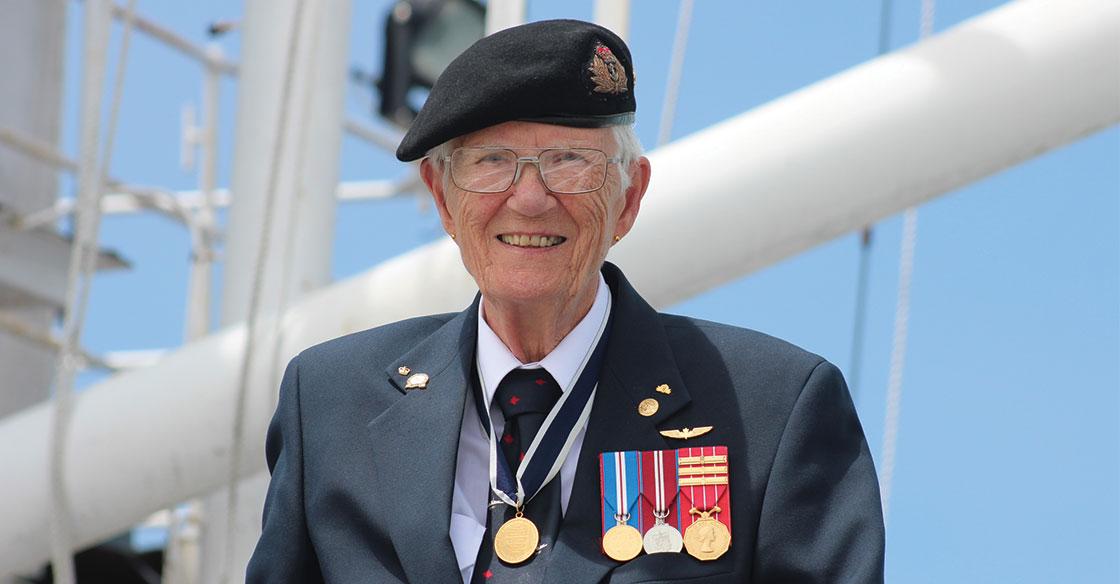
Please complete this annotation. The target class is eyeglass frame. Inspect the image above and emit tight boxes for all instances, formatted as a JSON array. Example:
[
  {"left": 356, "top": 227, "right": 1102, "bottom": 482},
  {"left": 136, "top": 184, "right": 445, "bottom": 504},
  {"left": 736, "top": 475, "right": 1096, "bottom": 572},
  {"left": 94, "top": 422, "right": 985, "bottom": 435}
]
[{"left": 436, "top": 146, "right": 624, "bottom": 194}]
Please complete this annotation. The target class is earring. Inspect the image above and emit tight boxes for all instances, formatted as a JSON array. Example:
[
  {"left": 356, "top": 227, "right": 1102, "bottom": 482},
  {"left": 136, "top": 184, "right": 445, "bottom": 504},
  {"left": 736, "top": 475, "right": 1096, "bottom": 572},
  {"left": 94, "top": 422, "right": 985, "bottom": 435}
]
[
  {"left": 450, "top": 233, "right": 456, "bottom": 240},
  {"left": 613, "top": 235, "right": 621, "bottom": 243}
]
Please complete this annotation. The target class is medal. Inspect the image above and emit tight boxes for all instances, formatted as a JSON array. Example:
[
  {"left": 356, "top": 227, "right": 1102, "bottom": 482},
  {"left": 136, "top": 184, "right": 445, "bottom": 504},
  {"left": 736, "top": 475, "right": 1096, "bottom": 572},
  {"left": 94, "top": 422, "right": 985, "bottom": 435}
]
[
  {"left": 493, "top": 509, "right": 539, "bottom": 564},
  {"left": 683, "top": 506, "right": 731, "bottom": 560},
  {"left": 643, "top": 511, "right": 684, "bottom": 554},
  {"left": 678, "top": 446, "right": 732, "bottom": 561},
  {"left": 639, "top": 449, "right": 683, "bottom": 554},
  {"left": 603, "top": 522, "right": 643, "bottom": 561},
  {"left": 600, "top": 450, "right": 643, "bottom": 561}
]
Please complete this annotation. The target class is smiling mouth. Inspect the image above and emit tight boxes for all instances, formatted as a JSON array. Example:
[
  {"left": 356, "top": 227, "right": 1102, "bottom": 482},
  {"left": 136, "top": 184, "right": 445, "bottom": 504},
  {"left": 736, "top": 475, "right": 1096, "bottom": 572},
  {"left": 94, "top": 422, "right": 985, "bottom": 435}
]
[{"left": 498, "top": 234, "right": 567, "bottom": 248}]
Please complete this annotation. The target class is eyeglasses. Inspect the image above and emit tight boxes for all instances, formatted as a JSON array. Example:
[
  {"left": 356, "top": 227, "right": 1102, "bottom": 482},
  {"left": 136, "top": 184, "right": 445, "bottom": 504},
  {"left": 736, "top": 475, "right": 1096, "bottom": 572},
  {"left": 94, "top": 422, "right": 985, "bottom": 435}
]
[{"left": 443, "top": 147, "right": 622, "bottom": 194}]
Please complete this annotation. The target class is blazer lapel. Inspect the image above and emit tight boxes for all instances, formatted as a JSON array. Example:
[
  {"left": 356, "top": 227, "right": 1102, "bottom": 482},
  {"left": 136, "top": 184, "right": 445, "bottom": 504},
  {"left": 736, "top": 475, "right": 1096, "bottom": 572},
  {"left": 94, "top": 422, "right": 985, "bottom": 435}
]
[
  {"left": 546, "top": 264, "right": 693, "bottom": 583},
  {"left": 365, "top": 299, "right": 479, "bottom": 583}
]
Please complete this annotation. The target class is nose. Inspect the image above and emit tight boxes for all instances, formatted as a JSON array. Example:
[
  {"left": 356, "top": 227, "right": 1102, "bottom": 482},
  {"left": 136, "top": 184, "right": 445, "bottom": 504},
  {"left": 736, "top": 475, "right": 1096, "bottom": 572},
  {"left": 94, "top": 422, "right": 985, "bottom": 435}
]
[{"left": 506, "top": 158, "right": 555, "bottom": 217}]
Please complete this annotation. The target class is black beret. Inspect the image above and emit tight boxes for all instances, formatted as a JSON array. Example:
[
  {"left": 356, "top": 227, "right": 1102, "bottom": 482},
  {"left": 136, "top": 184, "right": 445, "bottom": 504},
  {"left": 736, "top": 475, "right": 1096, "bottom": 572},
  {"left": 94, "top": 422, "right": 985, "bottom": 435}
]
[{"left": 395, "top": 19, "right": 636, "bottom": 162}]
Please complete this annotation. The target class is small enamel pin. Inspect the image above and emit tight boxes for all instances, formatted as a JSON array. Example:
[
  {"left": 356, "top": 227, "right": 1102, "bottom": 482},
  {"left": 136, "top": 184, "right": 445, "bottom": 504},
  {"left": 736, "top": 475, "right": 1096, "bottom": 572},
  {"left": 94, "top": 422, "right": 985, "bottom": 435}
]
[
  {"left": 397, "top": 366, "right": 411, "bottom": 376},
  {"left": 655, "top": 384, "right": 671, "bottom": 395},
  {"left": 658, "top": 426, "right": 714, "bottom": 440},
  {"left": 404, "top": 372, "right": 429, "bottom": 389}
]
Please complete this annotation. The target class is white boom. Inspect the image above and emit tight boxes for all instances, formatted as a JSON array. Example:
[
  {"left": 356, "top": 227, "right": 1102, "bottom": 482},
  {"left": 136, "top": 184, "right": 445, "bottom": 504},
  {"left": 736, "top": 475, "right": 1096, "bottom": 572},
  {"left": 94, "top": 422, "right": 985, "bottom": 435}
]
[{"left": 0, "top": 0, "right": 1116, "bottom": 577}]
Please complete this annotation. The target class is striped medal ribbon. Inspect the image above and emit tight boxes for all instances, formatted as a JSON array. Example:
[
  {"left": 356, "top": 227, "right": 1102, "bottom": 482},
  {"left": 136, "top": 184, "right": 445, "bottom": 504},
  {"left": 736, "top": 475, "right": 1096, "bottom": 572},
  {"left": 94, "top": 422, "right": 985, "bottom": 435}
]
[
  {"left": 600, "top": 450, "right": 644, "bottom": 561},
  {"left": 640, "top": 449, "right": 683, "bottom": 553}
]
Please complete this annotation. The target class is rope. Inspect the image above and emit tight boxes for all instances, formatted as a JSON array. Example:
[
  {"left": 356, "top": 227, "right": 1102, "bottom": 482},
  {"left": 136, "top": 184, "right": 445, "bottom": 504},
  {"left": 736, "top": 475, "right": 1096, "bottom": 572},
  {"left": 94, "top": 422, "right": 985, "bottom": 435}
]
[
  {"left": 879, "top": 0, "right": 935, "bottom": 525},
  {"left": 221, "top": 0, "right": 308, "bottom": 581},
  {"left": 920, "top": 0, "right": 936, "bottom": 39},
  {"left": 878, "top": 208, "right": 916, "bottom": 522},
  {"left": 48, "top": 1, "right": 137, "bottom": 582},
  {"left": 656, "top": 0, "right": 694, "bottom": 147}
]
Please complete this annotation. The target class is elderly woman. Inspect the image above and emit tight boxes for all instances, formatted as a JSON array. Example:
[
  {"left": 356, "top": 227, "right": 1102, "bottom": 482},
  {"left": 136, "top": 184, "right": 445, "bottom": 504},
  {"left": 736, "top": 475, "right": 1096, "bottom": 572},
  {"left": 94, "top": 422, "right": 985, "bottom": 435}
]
[{"left": 248, "top": 19, "right": 883, "bottom": 584}]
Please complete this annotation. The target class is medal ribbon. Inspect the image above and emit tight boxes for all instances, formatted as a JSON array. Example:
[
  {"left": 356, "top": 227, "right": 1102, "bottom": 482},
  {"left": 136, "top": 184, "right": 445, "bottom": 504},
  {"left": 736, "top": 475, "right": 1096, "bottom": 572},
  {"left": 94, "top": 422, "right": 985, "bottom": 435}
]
[
  {"left": 639, "top": 449, "right": 679, "bottom": 530},
  {"left": 679, "top": 445, "right": 730, "bottom": 530},
  {"left": 600, "top": 450, "right": 641, "bottom": 533},
  {"left": 472, "top": 294, "right": 613, "bottom": 508}
]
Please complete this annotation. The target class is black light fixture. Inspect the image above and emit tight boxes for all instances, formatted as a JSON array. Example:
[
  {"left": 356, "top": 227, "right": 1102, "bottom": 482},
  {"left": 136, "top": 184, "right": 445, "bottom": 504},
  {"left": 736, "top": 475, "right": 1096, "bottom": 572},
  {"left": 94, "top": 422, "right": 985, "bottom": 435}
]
[{"left": 378, "top": 0, "right": 486, "bottom": 127}]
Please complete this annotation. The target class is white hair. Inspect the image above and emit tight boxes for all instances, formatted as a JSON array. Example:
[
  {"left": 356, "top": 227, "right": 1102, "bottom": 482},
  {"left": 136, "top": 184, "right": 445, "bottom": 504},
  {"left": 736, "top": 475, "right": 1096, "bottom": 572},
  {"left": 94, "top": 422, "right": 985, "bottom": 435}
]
[
  {"left": 425, "top": 138, "right": 457, "bottom": 192},
  {"left": 424, "top": 124, "right": 644, "bottom": 193},
  {"left": 611, "top": 124, "right": 643, "bottom": 192}
]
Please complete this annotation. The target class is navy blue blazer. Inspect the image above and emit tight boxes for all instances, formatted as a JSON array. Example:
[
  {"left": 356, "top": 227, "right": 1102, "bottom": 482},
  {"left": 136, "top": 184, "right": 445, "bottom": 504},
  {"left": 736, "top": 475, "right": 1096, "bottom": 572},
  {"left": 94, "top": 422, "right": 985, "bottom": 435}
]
[{"left": 247, "top": 263, "right": 885, "bottom": 583}]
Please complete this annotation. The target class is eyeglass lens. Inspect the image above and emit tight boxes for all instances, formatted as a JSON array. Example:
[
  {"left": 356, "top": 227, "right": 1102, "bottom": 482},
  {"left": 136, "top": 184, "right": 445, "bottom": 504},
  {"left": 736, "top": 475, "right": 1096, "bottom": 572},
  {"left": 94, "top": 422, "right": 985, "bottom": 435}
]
[{"left": 449, "top": 148, "right": 609, "bottom": 194}]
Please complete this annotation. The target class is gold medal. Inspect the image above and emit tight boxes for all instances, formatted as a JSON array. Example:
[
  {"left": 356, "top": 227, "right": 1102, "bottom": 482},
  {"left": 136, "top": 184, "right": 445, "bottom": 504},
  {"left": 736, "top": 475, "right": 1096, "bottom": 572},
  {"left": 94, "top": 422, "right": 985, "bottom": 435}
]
[
  {"left": 493, "top": 511, "right": 539, "bottom": 564},
  {"left": 683, "top": 506, "right": 730, "bottom": 561},
  {"left": 602, "top": 523, "right": 644, "bottom": 561}
]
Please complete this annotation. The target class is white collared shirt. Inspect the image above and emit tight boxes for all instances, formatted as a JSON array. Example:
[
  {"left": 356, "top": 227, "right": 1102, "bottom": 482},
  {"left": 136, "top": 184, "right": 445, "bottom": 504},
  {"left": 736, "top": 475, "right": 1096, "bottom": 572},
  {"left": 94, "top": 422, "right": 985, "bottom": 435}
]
[{"left": 449, "top": 273, "right": 610, "bottom": 583}]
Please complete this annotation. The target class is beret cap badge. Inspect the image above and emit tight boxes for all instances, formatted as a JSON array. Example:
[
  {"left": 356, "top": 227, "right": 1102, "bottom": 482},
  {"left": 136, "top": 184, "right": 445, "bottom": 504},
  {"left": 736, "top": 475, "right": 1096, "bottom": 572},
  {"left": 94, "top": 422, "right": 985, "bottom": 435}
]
[{"left": 589, "top": 43, "right": 628, "bottom": 95}]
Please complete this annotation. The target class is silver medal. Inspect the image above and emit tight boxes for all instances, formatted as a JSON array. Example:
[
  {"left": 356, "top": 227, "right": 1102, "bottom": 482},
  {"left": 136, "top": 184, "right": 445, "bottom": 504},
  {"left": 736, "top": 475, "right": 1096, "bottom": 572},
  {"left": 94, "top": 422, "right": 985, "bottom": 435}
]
[{"left": 642, "top": 512, "right": 684, "bottom": 554}]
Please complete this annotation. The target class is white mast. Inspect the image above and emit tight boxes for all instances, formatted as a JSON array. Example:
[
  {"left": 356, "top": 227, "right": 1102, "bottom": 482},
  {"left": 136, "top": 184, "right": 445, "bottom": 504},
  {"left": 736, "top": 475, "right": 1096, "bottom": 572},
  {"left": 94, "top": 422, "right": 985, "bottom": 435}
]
[
  {"left": 195, "top": 0, "right": 353, "bottom": 581},
  {"left": 0, "top": 0, "right": 68, "bottom": 418},
  {"left": 485, "top": 0, "right": 526, "bottom": 35}
]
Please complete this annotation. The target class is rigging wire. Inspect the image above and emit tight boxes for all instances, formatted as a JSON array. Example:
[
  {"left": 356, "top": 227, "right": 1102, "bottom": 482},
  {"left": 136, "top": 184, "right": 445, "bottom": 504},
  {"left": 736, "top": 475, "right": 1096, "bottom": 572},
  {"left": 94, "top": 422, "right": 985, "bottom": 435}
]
[
  {"left": 657, "top": 0, "right": 695, "bottom": 147},
  {"left": 848, "top": 0, "right": 895, "bottom": 402},
  {"left": 48, "top": 1, "right": 138, "bottom": 582},
  {"left": 221, "top": 0, "right": 308, "bottom": 581},
  {"left": 265, "top": 3, "right": 327, "bottom": 408},
  {"left": 849, "top": 228, "right": 872, "bottom": 401},
  {"left": 879, "top": 0, "right": 936, "bottom": 526}
]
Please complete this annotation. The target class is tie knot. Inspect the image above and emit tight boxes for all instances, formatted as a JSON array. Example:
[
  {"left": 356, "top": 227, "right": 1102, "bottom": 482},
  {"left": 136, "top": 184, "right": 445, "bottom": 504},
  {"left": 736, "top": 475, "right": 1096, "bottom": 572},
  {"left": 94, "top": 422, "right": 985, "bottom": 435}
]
[{"left": 494, "top": 368, "right": 561, "bottom": 419}]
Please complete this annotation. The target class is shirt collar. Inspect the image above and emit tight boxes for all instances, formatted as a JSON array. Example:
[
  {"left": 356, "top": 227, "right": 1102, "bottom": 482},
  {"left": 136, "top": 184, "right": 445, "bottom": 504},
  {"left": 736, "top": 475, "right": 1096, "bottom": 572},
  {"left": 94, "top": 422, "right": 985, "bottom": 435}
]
[{"left": 476, "top": 272, "right": 610, "bottom": 407}]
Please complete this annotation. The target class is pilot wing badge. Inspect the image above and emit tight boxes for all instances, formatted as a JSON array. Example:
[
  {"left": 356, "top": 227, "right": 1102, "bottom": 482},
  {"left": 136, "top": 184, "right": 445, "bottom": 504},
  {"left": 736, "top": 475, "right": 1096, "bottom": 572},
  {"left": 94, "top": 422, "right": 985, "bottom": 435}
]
[{"left": 659, "top": 426, "right": 714, "bottom": 440}]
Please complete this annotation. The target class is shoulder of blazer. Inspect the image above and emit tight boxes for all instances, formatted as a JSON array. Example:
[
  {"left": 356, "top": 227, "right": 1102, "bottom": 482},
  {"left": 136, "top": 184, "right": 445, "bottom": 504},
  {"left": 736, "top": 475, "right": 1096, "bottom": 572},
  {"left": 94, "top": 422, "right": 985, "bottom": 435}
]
[
  {"left": 298, "top": 313, "right": 458, "bottom": 365},
  {"left": 289, "top": 312, "right": 462, "bottom": 396},
  {"left": 656, "top": 312, "right": 825, "bottom": 373}
]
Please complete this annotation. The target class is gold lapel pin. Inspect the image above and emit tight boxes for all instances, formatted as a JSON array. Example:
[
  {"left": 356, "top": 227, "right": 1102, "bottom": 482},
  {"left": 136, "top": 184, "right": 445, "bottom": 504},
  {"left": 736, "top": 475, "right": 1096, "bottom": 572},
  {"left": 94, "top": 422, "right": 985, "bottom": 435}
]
[
  {"left": 655, "top": 384, "right": 671, "bottom": 395},
  {"left": 404, "top": 372, "right": 429, "bottom": 389},
  {"left": 637, "top": 398, "right": 659, "bottom": 417},
  {"left": 397, "top": 366, "right": 411, "bottom": 376},
  {"left": 658, "top": 426, "right": 714, "bottom": 440}
]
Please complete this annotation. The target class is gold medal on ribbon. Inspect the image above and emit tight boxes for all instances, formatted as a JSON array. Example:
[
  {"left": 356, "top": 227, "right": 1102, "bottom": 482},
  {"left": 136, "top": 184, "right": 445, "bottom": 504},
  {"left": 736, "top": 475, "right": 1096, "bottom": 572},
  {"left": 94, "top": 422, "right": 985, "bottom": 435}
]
[
  {"left": 602, "top": 521, "right": 644, "bottom": 562},
  {"left": 682, "top": 506, "right": 731, "bottom": 561},
  {"left": 493, "top": 510, "right": 539, "bottom": 565},
  {"left": 600, "top": 451, "right": 644, "bottom": 562}
]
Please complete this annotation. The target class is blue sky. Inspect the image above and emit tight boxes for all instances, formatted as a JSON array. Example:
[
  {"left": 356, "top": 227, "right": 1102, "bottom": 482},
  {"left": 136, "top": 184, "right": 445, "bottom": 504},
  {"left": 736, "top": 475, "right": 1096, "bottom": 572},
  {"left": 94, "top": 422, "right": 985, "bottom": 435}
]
[{"left": 60, "top": 0, "right": 1117, "bottom": 581}]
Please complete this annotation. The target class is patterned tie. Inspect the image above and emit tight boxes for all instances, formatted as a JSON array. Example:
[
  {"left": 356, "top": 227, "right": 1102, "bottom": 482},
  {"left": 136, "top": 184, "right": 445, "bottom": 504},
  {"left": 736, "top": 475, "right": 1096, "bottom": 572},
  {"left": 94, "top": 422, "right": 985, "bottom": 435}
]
[{"left": 471, "top": 368, "right": 564, "bottom": 583}]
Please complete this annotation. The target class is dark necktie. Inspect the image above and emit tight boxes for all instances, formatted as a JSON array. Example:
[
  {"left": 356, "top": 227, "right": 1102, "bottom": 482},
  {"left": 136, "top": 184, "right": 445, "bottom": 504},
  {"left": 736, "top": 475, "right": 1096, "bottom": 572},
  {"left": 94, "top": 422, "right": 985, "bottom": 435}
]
[{"left": 471, "top": 368, "right": 563, "bottom": 583}]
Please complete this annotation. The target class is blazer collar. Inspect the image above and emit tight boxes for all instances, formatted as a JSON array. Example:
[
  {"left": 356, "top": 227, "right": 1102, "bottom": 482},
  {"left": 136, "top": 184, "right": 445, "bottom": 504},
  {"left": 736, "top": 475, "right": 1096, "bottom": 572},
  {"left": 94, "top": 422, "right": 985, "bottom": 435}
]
[{"left": 366, "top": 296, "right": 480, "bottom": 583}]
